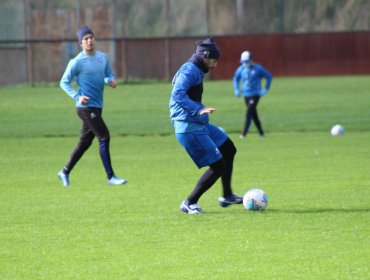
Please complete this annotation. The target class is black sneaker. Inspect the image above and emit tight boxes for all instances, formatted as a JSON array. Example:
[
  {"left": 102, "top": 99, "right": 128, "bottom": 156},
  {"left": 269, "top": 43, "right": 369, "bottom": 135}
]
[{"left": 219, "top": 194, "right": 243, "bottom": 207}]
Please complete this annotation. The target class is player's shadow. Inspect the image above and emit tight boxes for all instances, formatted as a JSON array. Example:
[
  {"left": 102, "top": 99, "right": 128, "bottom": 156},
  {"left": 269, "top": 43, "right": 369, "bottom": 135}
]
[
  {"left": 207, "top": 207, "right": 369, "bottom": 215},
  {"left": 267, "top": 208, "right": 370, "bottom": 214}
]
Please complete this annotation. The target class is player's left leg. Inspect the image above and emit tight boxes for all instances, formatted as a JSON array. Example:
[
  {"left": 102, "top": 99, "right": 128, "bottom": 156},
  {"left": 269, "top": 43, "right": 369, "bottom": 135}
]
[
  {"left": 242, "top": 97, "right": 256, "bottom": 137},
  {"left": 84, "top": 108, "right": 126, "bottom": 184},
  {"left": 217, "top": 138, "right": 242, "bottom": 207},
  {"left": 206, "top": 124, "right": 243, "bottom": 207},
  {"left": 218, "top": 138, "right": 236, "bottom": 197},
  {"left": 252, "top": 97, "right": 264, "bottom": 136}
]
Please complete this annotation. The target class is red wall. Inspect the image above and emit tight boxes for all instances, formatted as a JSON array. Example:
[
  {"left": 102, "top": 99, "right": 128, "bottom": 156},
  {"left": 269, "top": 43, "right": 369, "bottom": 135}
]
[
  {"left": 212, "top": 32, "right": 370, "bottom": 79},
  {"left": 4, "top": 31, "right": 367, "bottom": 85}
]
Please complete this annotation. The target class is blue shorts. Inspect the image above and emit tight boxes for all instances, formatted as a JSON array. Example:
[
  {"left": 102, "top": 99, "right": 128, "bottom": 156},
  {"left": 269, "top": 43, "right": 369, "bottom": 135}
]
[{"left": 176, "top": 123, "right": 228, "bottom": 168}]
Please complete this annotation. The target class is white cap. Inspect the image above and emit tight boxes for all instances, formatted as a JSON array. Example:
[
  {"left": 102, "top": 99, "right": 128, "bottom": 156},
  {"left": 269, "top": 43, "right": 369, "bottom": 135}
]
[{"left": 240, "top": 51, "right": 253, "bottom": 63}]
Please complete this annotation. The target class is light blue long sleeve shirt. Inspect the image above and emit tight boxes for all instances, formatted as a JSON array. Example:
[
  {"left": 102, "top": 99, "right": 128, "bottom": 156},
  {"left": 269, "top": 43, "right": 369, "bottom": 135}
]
[
  {"left": 233, "top": 63, "right": 272, "bottom": 97},
  {"left": 60, "top": 50, "right": 115, "bottom": 108}
]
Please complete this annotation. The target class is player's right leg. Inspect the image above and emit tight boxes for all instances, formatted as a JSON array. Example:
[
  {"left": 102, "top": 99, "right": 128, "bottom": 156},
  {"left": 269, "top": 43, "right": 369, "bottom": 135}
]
[{"left": 57, "top": 109, "right": 94, "bottom": 187}]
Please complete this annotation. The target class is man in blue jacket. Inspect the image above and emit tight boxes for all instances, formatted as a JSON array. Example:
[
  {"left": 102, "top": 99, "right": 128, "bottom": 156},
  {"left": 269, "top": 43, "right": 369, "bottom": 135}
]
[
  {"left": 169, "top": 38, "right": 242, "bottom": 214},
  {"left": 58, "top": 26, "right": 127, "bottom": 187},
  {"left": 233, "top": 51, "right": 272, "bottom": 138}
]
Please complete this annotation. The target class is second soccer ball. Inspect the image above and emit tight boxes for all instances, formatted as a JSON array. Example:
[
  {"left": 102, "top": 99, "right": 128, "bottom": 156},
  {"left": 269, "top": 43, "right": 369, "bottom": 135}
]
[{"left": 331, "top": 124, "right": 345, "bottom": 136}]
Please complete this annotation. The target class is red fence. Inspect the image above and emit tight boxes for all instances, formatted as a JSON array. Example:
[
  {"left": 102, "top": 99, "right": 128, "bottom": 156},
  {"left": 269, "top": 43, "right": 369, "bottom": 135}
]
[
  {"left": 0, "top": 32, "right": 369, "bottom": 85},
  {"left": 115, "top": 31, "right": 370, "bottom": 82},
  {"left": 212, "top": 32, "right": 370, "bottom": 79}
]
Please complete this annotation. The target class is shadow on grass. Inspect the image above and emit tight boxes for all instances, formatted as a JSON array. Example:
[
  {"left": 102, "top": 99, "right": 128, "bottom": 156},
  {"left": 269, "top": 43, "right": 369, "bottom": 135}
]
[
  {"left": 267, "top": 208, "right": 370, "bottom": 214},
  {"left": 205, "top": 208, "right": 370, "bottom": 215}
]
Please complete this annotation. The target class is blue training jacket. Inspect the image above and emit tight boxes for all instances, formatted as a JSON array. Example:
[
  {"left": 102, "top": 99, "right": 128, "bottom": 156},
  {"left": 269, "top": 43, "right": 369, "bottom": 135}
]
[
  {"left": 60, "top": 50, "right": 115, "bottom": 108},
  {"left": 169, "top": 61, "right": 209, "bottom": 125},
  {"left": 233, "top": 63, "right": 272, "bottom": 97}
]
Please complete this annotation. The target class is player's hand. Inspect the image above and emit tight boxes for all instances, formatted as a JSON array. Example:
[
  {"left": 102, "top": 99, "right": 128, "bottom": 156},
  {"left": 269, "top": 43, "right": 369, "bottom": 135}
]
[
  {"left": 259, "top": 89, "right": 268, "bottom": 96},
  {"left": 109, "top": 80, "right": 117, "bottom": 88},
  {"left": 199, "top": 107, "right": 216, "bottom": 115},
  {"left": 79, "top": 96, "right": 89, "bottom": 105}
]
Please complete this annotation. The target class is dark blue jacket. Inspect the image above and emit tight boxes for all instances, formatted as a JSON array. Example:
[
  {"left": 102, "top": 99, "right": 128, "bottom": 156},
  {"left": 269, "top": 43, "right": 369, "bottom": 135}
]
[{"left": 169, "top": 56, "right": 209, "bottom": 125}]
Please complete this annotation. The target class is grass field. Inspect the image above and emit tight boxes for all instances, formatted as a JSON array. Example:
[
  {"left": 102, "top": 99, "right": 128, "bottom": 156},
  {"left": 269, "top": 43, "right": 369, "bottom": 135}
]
[{"left": 0, "top": 76, "right": 369, "bottom": 279}]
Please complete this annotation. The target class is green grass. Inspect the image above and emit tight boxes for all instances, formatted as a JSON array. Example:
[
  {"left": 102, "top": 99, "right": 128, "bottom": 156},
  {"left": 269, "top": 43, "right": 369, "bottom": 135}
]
[{"left": 0, "top": 76, "right": 369, "bottom": 279}]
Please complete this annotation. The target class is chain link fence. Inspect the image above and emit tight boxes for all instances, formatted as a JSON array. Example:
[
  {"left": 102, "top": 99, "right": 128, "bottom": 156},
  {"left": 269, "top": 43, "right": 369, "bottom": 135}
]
[{"left": 0, "top": 0, "right": 369, "bottom": 85}]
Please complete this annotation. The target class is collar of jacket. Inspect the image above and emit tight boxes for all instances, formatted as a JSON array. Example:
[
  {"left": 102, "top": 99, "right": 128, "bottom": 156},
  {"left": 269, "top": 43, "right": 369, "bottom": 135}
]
[{"left": 189, "top": 54, "right": 209, "bottom": 73}]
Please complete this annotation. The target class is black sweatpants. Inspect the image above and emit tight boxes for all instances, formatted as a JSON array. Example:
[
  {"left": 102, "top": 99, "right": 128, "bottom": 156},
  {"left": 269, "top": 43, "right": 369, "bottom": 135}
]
[
  {"left": 243, "top": 96, "right": 264, "bottom": 136},
  {"left": 63, "top": 108, "right": 115, "bottom": 179}
]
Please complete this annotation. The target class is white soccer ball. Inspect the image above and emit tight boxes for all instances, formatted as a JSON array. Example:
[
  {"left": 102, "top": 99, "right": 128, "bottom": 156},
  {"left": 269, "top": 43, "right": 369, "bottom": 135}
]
[
  {"left": 243, "top": 188, "right": 268, "bottom": 211},
  {"left": 331, "top": 124, "right": 345, "bottom": 136}
]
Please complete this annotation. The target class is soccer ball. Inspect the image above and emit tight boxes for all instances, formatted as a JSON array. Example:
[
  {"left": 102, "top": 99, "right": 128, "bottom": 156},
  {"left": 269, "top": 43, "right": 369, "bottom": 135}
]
[
  {"left": 243, "top": 188, "right": 268, "bottom": 211},
  {"left": 330, "top": 124, "right": 345, "bottom": 136}
]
